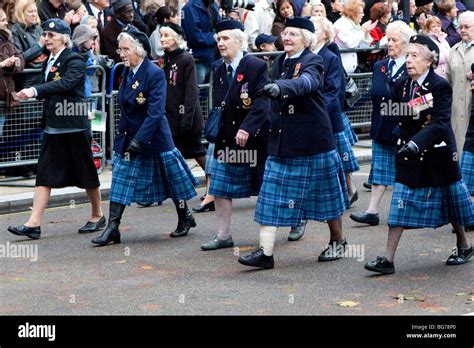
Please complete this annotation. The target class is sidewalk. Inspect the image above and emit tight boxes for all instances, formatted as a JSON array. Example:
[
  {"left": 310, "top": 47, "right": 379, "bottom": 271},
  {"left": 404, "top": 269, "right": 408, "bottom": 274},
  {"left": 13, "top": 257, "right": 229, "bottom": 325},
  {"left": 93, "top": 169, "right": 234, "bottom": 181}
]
[{"left": 0, "top": 140, "right": 372, "bottom": 215}]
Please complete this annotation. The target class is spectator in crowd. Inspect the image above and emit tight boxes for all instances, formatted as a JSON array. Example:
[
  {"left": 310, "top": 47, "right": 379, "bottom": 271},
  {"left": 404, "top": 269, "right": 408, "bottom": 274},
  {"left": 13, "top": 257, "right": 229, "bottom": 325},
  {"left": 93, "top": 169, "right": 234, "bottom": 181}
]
[
  {"left": 141, "top": 0, "right": 162, "bottom": 35},
  {"left": 255, "top": 33, "right": 278, "bottom": 53},
  {"left": 437, "top": 0, "right": 462, "bottom": 46},
  {"left": 365, "top": 35, "right": 473, "bottom": 275},
  {"left": 10, "top": 0, "right": 47, "bottom": 89},
  {"left": 369, "top": 2, "right": 390, "bottom": 45},
  {"left": 422, "top": 16, "right": 450, "bottom": 78},
  {"left": 149, "top": 5, "right": 172, "bottom": 59},
  {"left": 8, "top": 19, "right": 104, "bottom": 240},
  {"left": 308, "top": 2, "right": 327, "bottom": 17},
  {"left": 333, "top": 0, "right": 377, "bottom": 73},
  {"left": 0, "top": 8, "right": 7, "bottom": 28},
  {"left": 227, "top": 8, "right": 241, "bottom": 21},
  {"left": 72, "top": 24, "right": 97, "bottom": 99},
  {"left": 38, "top": 0, "right": 81, "bottom": 26},
  {"left": 182, "top": 0, "right": 221, "bottom": 84},
  {"left": 350, "top": 21, "right": 412, "bottom": 226},
  {"left": 91, "top": 26, "right": 199, "bottom": 245},
  {"left": 80, "top": 15, "right": 101, "bottom": 54},
  {"left": 244, "top": 0, "right": 276, "bottom": 52},
  {"left": 238, "top": 18, "right": 348, "bottom": 269},
  {"left": 2, "top": 0, "right": 15, "bottom": 25},
  {"left": 447, "top": 11, "right": 474, "bottom": 155},
  {"left": 463, "top": 0, "right": 474, "bottom": 10},
  {"left": 85, "top": 0, "right": 112, "bottom": 32},
  {"left": 0, "top": 24, "right": 24, "bottom": 106},
  {"left": 101, "top": 0, "right": 135, "bottom": 63},
  {"left": 271, "top": 0, "right": 296, "bottom": 51},
  {"left": 322, "top": 0, "right": 344, "bottom": 23},
  {"left": 129, "top": 0, "right": 148, "bottom": 33},
  {"left": 412, "top": 0, "right": 434, "bottom": 32},
  {"left": 200, "top": 20, "right": 270, "bottom": 250}
]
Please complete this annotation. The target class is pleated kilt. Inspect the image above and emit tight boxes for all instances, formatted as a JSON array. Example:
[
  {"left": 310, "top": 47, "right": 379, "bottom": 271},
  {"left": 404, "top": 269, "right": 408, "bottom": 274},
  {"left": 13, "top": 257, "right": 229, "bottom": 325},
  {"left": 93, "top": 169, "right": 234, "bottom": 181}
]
[
  {"left": 460, "top": 150, "right": 474, "bottom": 196},
  {"left": 110, "top": 148, "right": 199, "bottom": 206},
  {"left": 254, "top": 150, "right": 349, "bottom": 227},
  {"left": 368, "top": 141, "right": 397, "bottom": 186},
  {"left": 342, "top": 112, "right": 358, "bottom": 146},
  {"left": 388, "top": 180, "right": 474, "bottom": 229},
  {"left": 334, "top": 131, "right": 359, "bottom": 174},
  {"left": 208, "top": 159, "right": 264, "bottom": 199},
  {"left": 205, "top": 143, "right": 216, "bottom": 175}
]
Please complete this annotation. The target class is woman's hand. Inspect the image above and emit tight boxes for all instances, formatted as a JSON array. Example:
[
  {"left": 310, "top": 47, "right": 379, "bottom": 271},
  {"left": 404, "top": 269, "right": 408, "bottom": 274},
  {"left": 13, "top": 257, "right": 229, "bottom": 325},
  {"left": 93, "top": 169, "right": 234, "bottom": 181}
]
[
  {"left": 16, "top": 88, "right": 35, "bottom": 100},
  {"left": 362, "top": 20, "right": 378, "bottom": 34},
  {"left": 0, "top": 56, "right": 20, "bottom": 68},
  {"left": 235, "top": 129, "right": 249, "bottom": 147}
]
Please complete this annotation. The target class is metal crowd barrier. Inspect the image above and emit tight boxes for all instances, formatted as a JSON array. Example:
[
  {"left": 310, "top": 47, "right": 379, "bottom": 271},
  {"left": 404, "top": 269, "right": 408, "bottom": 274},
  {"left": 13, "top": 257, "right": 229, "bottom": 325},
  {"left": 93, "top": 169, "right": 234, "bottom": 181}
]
[{"left": 0, "top": 65, "right": 108, "bottom": 173}]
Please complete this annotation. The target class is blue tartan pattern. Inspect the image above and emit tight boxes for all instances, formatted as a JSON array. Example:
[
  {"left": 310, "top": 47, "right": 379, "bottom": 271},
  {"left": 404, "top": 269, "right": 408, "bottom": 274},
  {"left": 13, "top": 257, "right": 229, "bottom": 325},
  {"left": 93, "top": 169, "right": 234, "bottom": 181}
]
[
  {"left": 209, "top": 160, "right": 262, "bottom": 199},
  {"left": 254, "top": 150, "right": 349, "bottom": 226},
  {"left": 368, "top": 141, "right": 397, "bottom": 186},
  {"left": 205, "top": 143, "right": 216, "bottom": 175},
  {"left": 335, "top": 131, "right": 359, "bottom": 173},
  {"left": 110, "top": 148, "right": 199, "bottom": 206},
  {"left": 342, "top": 112, "right": 358, "bottom": 146},
  {"left": 460, "top": 150, "right": 474, "bottom": 196},
  {"left": 388, "top": 180, "right": 474, "bottom": 228}
]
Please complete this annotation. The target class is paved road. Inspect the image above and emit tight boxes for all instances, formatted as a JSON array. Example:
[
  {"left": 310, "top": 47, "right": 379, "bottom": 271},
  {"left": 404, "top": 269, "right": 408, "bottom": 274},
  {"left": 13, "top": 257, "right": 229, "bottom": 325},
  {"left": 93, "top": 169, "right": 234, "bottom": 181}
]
[{"left": 1, "top": 165, "right": 472, "bottom": 315}]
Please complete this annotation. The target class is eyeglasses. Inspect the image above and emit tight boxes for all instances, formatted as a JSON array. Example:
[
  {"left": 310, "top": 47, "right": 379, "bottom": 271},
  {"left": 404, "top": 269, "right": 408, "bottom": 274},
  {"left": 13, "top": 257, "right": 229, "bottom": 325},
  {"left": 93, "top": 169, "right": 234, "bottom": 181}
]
[
  {"left": 281, "top": 31, "right": 301, "bottom": 38},
  {"left": 41, "top": 32, "right": 57, "bottom": 38},
  {"left": 116, "top": 47, "right": 132, "bottom": 55},
  {"left": 459, "top": 24, "right": 473, "bottom": 30}
]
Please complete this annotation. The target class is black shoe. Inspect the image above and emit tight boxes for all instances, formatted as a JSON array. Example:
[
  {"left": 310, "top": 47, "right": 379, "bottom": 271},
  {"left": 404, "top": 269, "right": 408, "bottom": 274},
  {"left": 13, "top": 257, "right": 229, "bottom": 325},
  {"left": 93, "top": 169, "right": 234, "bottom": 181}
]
[
  {"left": 7, "top": 225, "right": 41, "bottom": 239},
  {"left": 192, "top": 201, "right": 215, "bottom": 213},
  {"left": 363, "top": 182, "right": 372, "bottom": 190},
  {"left": 238, "top": 247, "right": 274, "bottom": 269},
  {"left": 288, "top": 220, "right": 307, "bottom": 242},
  {"left": 78, "top": 216, "right": 106, "bottom": 234},
  {"left": 349, "top": 190, "right": 358, "bottom": 206},
  {"left": 350, "top": 211, "right": 380, "bottom": 226},
  {"left": 170, "top": 200, "right": 196, "bottom": 238},
  {"left": 446, "top": 246, "right": 473, "bottom": 265},
  {"left": 364, "top": 256, "right": 395, "bottom": 274},
  {"left": 91, "top": 202, "right": 125, "bottom": 246},
  {"left": 137, "top": 202, "right": 153, "bottom": 207},
  {"left": 318, "top": 239, "right": 347, "bottom": 262},
  {"left": 200, "top": 194, "right": 206, "bottom": 201},
  {"left": 201, "top": 235, "right": 234, "bottom": 250}
]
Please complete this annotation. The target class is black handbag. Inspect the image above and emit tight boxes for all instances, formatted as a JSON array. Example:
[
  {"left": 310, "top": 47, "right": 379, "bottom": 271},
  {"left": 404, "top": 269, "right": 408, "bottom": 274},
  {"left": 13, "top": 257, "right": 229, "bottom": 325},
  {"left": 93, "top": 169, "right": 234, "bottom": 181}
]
[
  {"left": 204, "top": 87, "right": 231, "bottom": 143},
  {"left": 344, "top": 75, "right": 361, "bottom": 109}
]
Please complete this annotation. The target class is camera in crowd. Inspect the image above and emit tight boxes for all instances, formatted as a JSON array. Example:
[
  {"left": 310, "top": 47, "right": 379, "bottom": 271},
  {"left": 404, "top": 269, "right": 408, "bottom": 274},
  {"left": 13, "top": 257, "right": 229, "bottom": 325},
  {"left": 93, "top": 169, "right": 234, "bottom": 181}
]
[{"left": 220, "top": 0, "right": 255, "bottom": 13}]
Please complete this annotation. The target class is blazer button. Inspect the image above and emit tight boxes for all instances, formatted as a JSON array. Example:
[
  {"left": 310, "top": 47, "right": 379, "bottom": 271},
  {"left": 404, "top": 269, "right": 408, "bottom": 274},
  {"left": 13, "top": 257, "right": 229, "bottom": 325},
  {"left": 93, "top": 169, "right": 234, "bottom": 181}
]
[
  {"left": 402, "top": 141, "right": 406, "bottom": 144},
  {"left": 399, "top": 122, "right": 402, "bottom": 126},
  {"left": 269, "top": 129, "right": 272, "bottom": 132},
  {"left": 279, "top": 129, "right": 282, "bottom": 133},
  {"left": 237, "top": 106, "right": 240, "bottom": 109},
  {"left": 222, "top": 140, "right": 226, "bottom": 143},
  {"left": 124, "top": 131, "right": 127, "bottom": 135},
  {"left": 232, "top": 121, "right": 235, "bottom": 125},
  {"left": 279, "top": 112, "right": 282, "bottom": 115},
  {"left": 424, "top": 149, "right": 427, "bottom": 153},
  {"left": 382, "top": 97, "right": 385, "bottom": 101},
  {"left": 404, "top": 157, "right": 408, "bottom": 161},
  {"left": 420, "top": 157, "right": 423, "bottom": 161}
]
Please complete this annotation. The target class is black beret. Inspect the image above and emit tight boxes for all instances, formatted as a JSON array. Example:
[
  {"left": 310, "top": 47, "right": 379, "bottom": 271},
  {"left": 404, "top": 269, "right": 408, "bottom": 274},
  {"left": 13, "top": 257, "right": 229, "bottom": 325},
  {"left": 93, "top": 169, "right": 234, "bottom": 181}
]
[
  {"left": 122, "top": 25, "right": 151, "bottom": 54},
  {"left": 42, "top": 19, "right": 71, "bottom": 35},
  {"left": 154, "top": 6, "right": 172, "bottom": 24},
  {"left": 160, "top": 22, "right": 186, "bottom": 40},
  {"left": 285, "top": 17, "right": 315, "bottom": 33},
  {"left": 215, "top": 20, "right": 244, "bottom": 33},
  {"left": 112, "top": 0, "right": 132, "bottom": 12},
  {"left": 409, "top": 34, "right": 440, "bottom": 65},
  {"left": 415, "top": 0, "right": 433, "bottom": 6},
  {"left": 255, "top": 34, "right": 277, "bottom": 47}
]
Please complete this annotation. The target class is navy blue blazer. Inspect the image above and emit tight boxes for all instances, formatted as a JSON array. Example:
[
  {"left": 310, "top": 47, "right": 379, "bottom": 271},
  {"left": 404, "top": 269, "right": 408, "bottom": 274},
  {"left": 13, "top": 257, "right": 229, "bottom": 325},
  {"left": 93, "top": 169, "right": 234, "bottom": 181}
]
[
  {"left": 370, "top": 59, "right": 407, "bottom": 145},
  {"left": 212, "top": 54, "right": 270, "bottom": 161},
  {"left": 463, "top": 89, "right": 474, "bottom": 153},
  {"left": 268, "top": 49, "right": 335, "bottom": 157},
  {"left": 316, "top": 45, "right": 344, "bottom": 134},
  {"left": 114, "top": 57, "right": 175, "bottom": 156},
  {"left": 395, "top": 69, "right": 461, "bottom": 188},
  {"left": 326, "top": 42, "right": 345, "bottom": 111}
]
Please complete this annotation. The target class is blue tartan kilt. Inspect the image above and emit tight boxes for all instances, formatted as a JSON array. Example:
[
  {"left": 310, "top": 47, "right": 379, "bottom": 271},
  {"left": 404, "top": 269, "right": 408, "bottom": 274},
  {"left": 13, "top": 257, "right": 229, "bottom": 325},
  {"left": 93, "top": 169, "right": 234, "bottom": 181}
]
[
  {"left": 254, "top": 150, "right": 349, "bottom": 227},
  {"left": 388, "top": 180, "right": 474, "bottom": 229},
  {"left": 368, "top": 141, "right": 397, "bottom": 186},
  {"left": 334, "top": 131, "right": 359, "bottom": 173},
  {"left": 205, "top": 143, "right": 216, "bottom": 175},
  {"left": 209, "top": 160, "right": 263, "bottom": 199},
  {"left": 342, "top": 112, "right": 358, "bottom": 146},
  {"left": 110, "top": 148, "right": 199, "bottom": 206},
  {"left": 460, "top": 150, "right": 474, "bottom": 196}
]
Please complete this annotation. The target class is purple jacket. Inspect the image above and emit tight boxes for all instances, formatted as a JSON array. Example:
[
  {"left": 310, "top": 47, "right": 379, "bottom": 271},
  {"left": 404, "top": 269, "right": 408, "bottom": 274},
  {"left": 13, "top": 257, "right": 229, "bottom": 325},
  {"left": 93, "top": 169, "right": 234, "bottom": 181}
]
[{"left": 437, "top": 14, "right": 462, "bottom": 47}]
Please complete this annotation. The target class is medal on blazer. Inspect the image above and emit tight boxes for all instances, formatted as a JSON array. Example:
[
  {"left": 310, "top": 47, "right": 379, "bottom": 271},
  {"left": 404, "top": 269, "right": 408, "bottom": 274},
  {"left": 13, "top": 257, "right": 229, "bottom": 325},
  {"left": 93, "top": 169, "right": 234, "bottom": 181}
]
[
  {"left": 293, "top": 63, "right": 301, "bottom": 79},
  {"left": 169, "top": 64, "right": 178, "bottom": 86},
  {"left": 131, "top": 80, "right": 139, "bottom": 90},
  {"left": 408, "top": 93, "right": 434, "bottom": 113},
  {"left": 241, "top": 82, "right": 251, "bottom": 107},
  {"left": 136, "top": 92, "right": 146, "bottom": 104},
  {"left": 52, "top": 72, "right": 61, "bottom": 81},
  {"left": 50, "top": 66, "right": 57, "bottom": 73}
]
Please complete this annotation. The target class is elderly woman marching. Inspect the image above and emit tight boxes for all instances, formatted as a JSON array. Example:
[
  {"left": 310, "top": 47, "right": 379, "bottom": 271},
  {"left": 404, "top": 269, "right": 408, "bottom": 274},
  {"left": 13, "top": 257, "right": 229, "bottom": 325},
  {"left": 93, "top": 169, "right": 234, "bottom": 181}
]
[
  {"left": 350, "top": 21, "right": 413, "bottom": 226},
  {"left": 91, "top": 26, "right": 199, "bottom": 246},
  {"left": 238, "top": 18, "right": 349, "bottom": 269},
  {"left": 8, "top": 19, "right": 104, "bottom": 239},
  {"left": 365, "top": 35, "right": 473, "bottom": 274},
  {"left": 200, "top": 20, "right": 270, "bottom": 251}
]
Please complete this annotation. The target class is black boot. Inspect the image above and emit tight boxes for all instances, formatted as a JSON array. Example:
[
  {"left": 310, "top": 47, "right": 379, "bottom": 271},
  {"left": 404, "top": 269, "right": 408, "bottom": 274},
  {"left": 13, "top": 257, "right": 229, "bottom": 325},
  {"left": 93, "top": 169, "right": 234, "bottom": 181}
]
[
  {"left": 170, "top": 200, "right": 196, "bottom": 238},
  {"left": 91, "top": 202, "right": 126, "bottom": 246}
]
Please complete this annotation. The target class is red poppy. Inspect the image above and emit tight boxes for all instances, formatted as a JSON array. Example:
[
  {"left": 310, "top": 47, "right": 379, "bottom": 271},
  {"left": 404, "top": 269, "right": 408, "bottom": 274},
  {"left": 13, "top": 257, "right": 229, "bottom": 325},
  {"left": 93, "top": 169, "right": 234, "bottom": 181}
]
[
  {"left": 50, "top": 66, "right": 57, "bottom": 73},
  {"left": 107, "top": 16, "right": 112, "bottom": 21},
  {"left": 157, "top": 58, "right": 164, "bottom": 68},
  {"left": 236, "top": 74, "right": 244, "bottom": 82},
  {"left": 380, "top": 65, "right": 386, "bottom": 73}
]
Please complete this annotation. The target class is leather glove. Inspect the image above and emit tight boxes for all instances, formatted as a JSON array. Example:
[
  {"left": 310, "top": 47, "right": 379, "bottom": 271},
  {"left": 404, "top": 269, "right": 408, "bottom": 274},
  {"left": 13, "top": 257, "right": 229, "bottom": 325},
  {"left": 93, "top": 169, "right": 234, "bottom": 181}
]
[
  {"left": 262, "top": 83, "right": 281, "bottom": 98},
  {"left": 125, "top": 139, "right": 143, "bottom": 154},
  {"left": 398, "top": 141, "right": 419, "bottom": 158}
]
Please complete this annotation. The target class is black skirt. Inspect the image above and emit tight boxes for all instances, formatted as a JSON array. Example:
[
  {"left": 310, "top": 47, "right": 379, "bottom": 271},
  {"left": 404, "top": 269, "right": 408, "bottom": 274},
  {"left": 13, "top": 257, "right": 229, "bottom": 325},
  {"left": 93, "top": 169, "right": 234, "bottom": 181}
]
[
  {"left": 35, "top": 131, "right": 100, "bottom": 189},
  {"left": 172, "top": 133, "right": 206, "bottom": 159}
]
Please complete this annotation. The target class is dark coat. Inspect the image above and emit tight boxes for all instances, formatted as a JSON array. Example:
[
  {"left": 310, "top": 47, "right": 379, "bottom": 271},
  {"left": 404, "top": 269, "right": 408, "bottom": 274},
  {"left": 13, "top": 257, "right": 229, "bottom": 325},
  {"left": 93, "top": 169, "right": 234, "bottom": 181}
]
[
  {"left": 316, "top": 45, "right": 344, "bottom": 134},
  {"left": 0, "top": 29, "right": 25, "bottom": 101},
  {"left": 35, "top": 48, "right": 88, "bottom": 130},
  {"left": 326, "top": 42, "right": 345, "bottom": 111},
  {"left": 212, "top": 54, "right": 270, "bottom": 161},
  {"left": 101, "top": 19, "right": 123, "bottom": 63},
  {"left": 114, "top": 57, "right": 175, "bottom": 155},
  {"left": 268, "top": 49, "right": 335, "bottom": 157},
  {"left": 85, "top": 3, "right": 113, "bottom": 31},
  {"left": 437, "top": 14, "right": 462, "bottom": 47},
  {"left": 38, "top": 0, "right": 68, "bottom": 23},
  {"left": 162, "top": 48, "right": 203, "bottom": 137},
  {"left": 462, "top": 89, "right": 474, "bottom": 153},
  {"left": 394, "top": 69, "right": 461, "bottom": 188},
  {"left": 370, "top": 58, "right": 407, "bottom": 145}
]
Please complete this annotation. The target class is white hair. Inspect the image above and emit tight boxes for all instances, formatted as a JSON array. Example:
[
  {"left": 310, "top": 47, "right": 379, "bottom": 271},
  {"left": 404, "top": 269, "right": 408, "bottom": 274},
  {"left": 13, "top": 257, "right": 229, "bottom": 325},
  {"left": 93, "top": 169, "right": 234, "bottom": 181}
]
[
  {"left": 301, "top": 28, "right": 317, "bottom": 51},
  {"left": 62, "top": 34, "right": 73, "bottom": 49},
  {"left": 410, "top": 42, "right": 438, "bottom": 68},
  {"left": 117, "top": 32, "right": 147, "bottom": 57},
  {"left": 311, "top": 16, "right": 335, "bottom": 44},
  {"left": 459, "top": 11, "right": 474, "bottom": 25},
  {"left": 159, "top": 26, "right": 187, "bottom": 50},
  {"left": 214, "top": 29, "right": 248, "bottom": 52},
  {"left": 386, "top": 20, "right": 415, "bottom": 45}
]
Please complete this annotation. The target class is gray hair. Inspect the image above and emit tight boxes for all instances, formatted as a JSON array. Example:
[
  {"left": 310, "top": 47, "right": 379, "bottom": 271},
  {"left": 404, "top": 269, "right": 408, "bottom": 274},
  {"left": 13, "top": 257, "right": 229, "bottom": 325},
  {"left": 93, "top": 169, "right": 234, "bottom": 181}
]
[
  {"left": 301, "top": 28, "right": 317, "bottom": 51},
  {"left": 311, "top": 16, "right": 335, "bottom": 44},
  {"left": 159, "top": 26, "right": 187, "bottom": 50},
  {"left": 62, "top": 34, "right": 73, "bottom": 49},
  {"left": 410, "top": 42, "right": 438, "bottom": 68},
  {"left": 215, "top": 29, "right": 248, "bottom": 52},
  {"left": 386, "top": 20, "right": 415, "bottom": 45},
  {"left": 117, "top": 32, "right": 147, "bottom": 57},
  {"left": 459, "top": 11, "right": 474, "bottom": 25}
]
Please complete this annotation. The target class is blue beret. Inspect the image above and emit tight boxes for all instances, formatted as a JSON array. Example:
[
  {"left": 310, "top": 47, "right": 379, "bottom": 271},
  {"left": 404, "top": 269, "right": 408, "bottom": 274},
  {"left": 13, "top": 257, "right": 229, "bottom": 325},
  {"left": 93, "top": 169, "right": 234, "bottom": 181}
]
[
  {"left": 255, "top": 34, "right": 278, "bottom": 48},
  {"left": 122, "top": 25, "right": 151, "bottom": 55},
  {"left": 42, "top": 19, "right": 71, "bottom": 35},
  {"left": 216, "top": 20, "right": 244, "bottom": 33},
  {"left": 285, "top": 17, "right": 315, "bottom": 33},
  {"left": 409, "top": 34, "right": 439, "bottom": 65}
]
